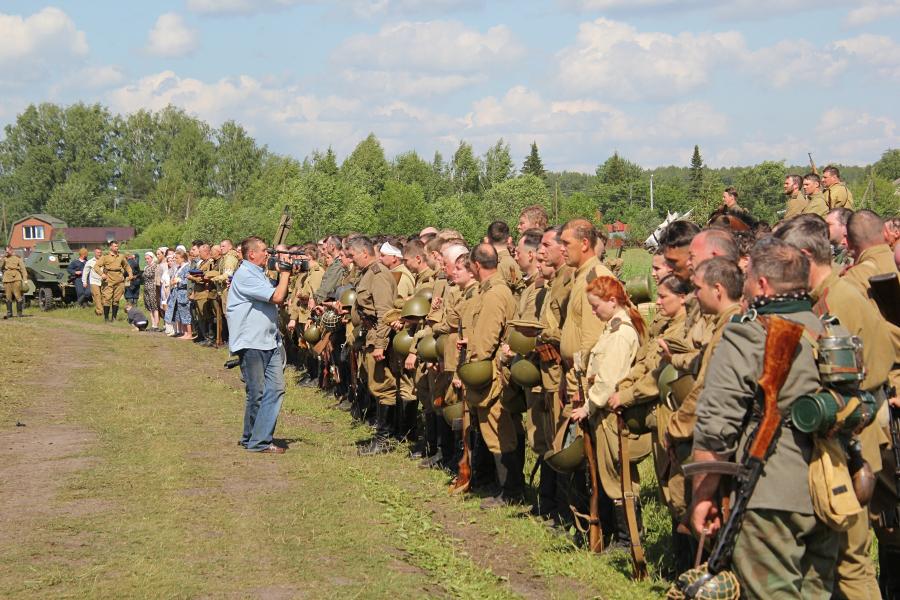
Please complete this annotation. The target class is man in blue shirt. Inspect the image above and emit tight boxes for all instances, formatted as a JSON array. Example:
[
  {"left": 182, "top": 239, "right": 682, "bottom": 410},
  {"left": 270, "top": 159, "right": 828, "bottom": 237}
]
[{"left": 226, "top": 236, "right": 292, "bottom": 454}]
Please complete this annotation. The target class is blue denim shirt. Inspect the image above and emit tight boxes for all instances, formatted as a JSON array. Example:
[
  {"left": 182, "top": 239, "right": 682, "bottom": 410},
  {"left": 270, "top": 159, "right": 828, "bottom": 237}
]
[{"left": 226, "top": 260, "right": 278, "bottom": 353}]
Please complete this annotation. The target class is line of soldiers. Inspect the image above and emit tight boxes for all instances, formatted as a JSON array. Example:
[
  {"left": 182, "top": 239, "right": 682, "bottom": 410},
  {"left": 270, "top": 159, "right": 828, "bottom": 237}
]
[{"left": 272, "top": 199, "right": 900, "bottom": 599}]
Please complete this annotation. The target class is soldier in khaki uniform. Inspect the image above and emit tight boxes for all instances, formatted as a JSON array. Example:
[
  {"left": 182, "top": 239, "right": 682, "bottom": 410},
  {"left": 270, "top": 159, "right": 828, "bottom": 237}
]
[
  {"left": 776, "top": 215, "right": 893, "bottom": 599},
  {"left": 823, "top": 165, "right": 854, "bottom": 210},
  {"left": 379, "top": 242, "right": 414, "bottom": 302},
  {"left": 558, "top": 219, "right": 614, "bottom": 396},
  {"left": 0, "top": 246, "right": 28, "bottom": 318},
  {"left": 800, "top": 172, "right": 829, "bottom": 217},
  {"left": 287, "top": 245, "right": 324, "bottom": 380},
  {"left": 487, "top": 220, "right": 523, "bottom": 291},
  {"left": 571, "top": 276, "right": 647, "bottom": 549},
  {"left": 215, "top": 239, "right": 241, "bottom": 311},
  {"left": 460, "top": 243, "right": 521, "bottom": 507},
  {"left": 783, "top": 174, "right": 808, "bottom": 220},
  {"left": 92, "top": 241, "right": 134, "bottom": 321},
  {"left": 351, "top": 237, "right": 399, "bottom": 456},
  {"left": 691, "top": 238, "right": 840, "bottom": 599},
  {"left": 843, "top": 209, "right": 900, "bottom": 304},
  {"left": 188, "top": 243, "right": 218, "bottom": 347}
]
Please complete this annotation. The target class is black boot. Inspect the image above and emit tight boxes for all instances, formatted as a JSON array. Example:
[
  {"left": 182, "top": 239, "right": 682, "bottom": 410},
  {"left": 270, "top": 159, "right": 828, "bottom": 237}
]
[
  {"left": 609, "top": 500, "right": 643, "bottom": 551},
  {"left": 532, "top": 461, "right": 559, "bottom": 518},
  {"left": 103, "top": 306, "right": 110, "bottom": 322},
  {"left": 880, "top": 547, "right": 900, "bottom": 600},
  {"left": 359, "top": 403, "right": 395, "bottom": 456},
  {"left": 469, "top": 429, "right": 497, "bottom": 491},
  {"left": 399, "top": 399, "right": 418, "bottom": 443},
  {"left": 4, "top": 301, "right": 11, "bottom": 319},
  {"left": 111, "top": 304, "right": 119, "bottom": 321},
  {"left": 481, "top": 449, "right": 525, "bottom": 509},
  {"left": 15, "top": 301, "right": 23, "bottom": 317},
  {"left": 413, "top": 410, "right": 438, "bottom": 461},
  {"left": 436, "top": 414, "right": 455, "bottom": 469}
]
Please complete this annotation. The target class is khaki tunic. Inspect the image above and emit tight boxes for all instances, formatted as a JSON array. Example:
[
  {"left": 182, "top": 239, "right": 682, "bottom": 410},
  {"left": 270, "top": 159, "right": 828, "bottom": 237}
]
[
  {"left": 496, "top": 247, "right": 523, "bottom": 291},
  {"left": 825, "top": 182, "right": 854, "bottom": 210},
  {"left": 214, "top": 249, "right": 240, "bottom": 308},
  {"left": 288, "top": 263, "right": 324, "bottom": 323},
  {"left": 784, "top": 190, "right": 808, "bottom": 220},
  {"left": 93, "top": 252, "right": 133, "bottom": 306},
  {"left": 0, "top": 254, "right": 28, "bottom": 302},
  {"left": 560, "top": 256, "right": 614, "bottom": 394},
  {"left": 353, "top": 261, "right": 398, "bottom": 405},
  {"left": 391, "top": 264, "right": 415, "bottom": 302},
  {"left": 801, "top": 191, "right": 829, "bottom": 217}
]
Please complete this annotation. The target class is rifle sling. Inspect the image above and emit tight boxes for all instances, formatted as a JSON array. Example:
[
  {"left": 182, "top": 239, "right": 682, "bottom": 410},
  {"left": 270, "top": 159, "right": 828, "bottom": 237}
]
[{"left": 618, "top": 415, "right": 648, "bottom": 580}]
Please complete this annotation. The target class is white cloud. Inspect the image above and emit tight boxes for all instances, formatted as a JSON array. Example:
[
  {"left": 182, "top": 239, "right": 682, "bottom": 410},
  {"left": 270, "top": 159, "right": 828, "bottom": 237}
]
[
  {"left": 343, "top": 0, "right": 483, "bottom": 18},
  {"left": 50, "top": 65, "right": 125, "bottom": 96},
  {"left": 655, "top": 102, "right": 728, "bottom": 138},
  {"left": 0, "top": 7, "right": 88, "bottom": 79},
  {"left": 334, "top": 21, "right": 524, "bottom": 73},
  {"left": 556, "top": 18, "right": 745, "bottom": 100},
  {"left": 846, "top": 0, "right": 900, "bottom": 26},
  {"left": 746, "top": 40, "right": 847, "bottom": 87},
  {"left": 186, "top": 0, "right": 301, "bottom": 15},
  {"left": 560, "top": 0, "right": 846, "bottom": 20},
  {"left": 145, "top": 13, "right": 199, "bottom": 58},
  {"left": 339, "top": 69, "right": 484, "bottom": 97},
  {"left": 834, "top": 34, "right": 900, "bottom": 80}
]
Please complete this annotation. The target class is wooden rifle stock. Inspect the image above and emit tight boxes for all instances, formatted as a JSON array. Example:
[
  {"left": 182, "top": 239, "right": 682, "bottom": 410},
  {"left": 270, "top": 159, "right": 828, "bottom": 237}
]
[
  {"left": 808, "top": 152, "right": 819, "bottom": 177},
  {"left": 574, "top": 367, "right": 604, "bottom": 553},
  {"left": 450, "top": 324, "right": 471, "bottom": 494}
]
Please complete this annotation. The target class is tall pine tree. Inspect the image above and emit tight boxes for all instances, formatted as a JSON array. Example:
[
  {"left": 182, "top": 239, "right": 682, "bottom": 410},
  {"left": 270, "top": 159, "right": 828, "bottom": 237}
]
[
  {"left": 521, "top": 141, "right": 546, "bottom": 178},
  {"left": 689, "top": 145, "right": 704, "bottom": 199}
]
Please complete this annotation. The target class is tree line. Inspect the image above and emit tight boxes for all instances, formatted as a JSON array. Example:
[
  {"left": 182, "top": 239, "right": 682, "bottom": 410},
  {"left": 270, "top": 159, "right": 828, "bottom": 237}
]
[{"left": 1, "top": 102, "right": 898, "bottom": 248}]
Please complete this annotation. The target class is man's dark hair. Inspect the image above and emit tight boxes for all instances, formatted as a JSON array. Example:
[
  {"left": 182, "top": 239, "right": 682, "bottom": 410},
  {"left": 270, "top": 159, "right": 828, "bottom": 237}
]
[
  {"left": 325, "top": 235, "right": 342, "bottom": 248},
  {"left": 696, "top": 257, "right": 744, "bottom": 301},
  {"left": 470, "top": 243, "right": 499, "bottom": 269},
  {"left": 823, "top": 165, "right": 841, "bottom": 179},
  {"left": 192, "top": 240, "right": 205, "bottom": 248},
  {"left": 697, "top": 228, "right": 740, "bottom": 263},
  {"left": 827, "top": 207, "right": 852, "bottom": 226},
  {"left": 660, "top": 220, "right": 700, "bottom": 250},
  {"left": 346, "top": 236, "right": 375, "bottom": 256},
  {"left": 520, "top": 228, "right": 543, "bottom": 251},
  {"left": 847, "top": 209, "right": 884, "bottom": 249},
  {"left": 107, "top": 240, "right": 118, "bottom": 246},
  {"left": 544, "top": 225, "right": 561, "bottom": 235},
  {"left": 240, "top": 236, "right": 265, "bottom": 258},
  {"left": 487, "top": 221, "right": 511, "bottom": 244},
  {"left": 724, "top": 186, "right": 738, "bottom": 201},
  {"left": 749, "top": 237, "right": 809, "bottom": 294},
  {"left": 803, "top": 172, "right": 821, "bottom": 186},
  {"left": 773, "top": 214, "right": 831, "bottom": 266},
  {"left": 560, "top": 218, "right": 598, "bottom": 248},
  {"left": 402, "top": 239, "right": 426, "bottom": 259},
  {"left": 786, "top": 174, "right": 803, "bottom": 189}
]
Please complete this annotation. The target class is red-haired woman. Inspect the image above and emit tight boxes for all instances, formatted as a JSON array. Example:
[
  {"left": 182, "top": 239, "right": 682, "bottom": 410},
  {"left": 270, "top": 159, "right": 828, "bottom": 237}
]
[{"left": 570, "top": 275, "right": 649, "bottom": 550}]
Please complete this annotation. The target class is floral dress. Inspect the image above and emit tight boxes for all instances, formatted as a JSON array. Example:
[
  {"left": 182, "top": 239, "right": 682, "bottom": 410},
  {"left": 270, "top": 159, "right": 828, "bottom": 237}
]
[{"left": 142, "top": 263, "right": 158, "bottom": 312}]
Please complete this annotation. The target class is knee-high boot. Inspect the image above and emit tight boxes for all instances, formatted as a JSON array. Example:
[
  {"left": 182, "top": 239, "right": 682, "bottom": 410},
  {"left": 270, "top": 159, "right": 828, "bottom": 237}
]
[{"left": 103, "top": 306, "right": 110, "bottom": 321}]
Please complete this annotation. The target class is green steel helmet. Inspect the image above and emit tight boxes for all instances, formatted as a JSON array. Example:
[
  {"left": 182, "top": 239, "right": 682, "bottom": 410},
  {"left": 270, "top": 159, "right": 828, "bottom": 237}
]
[
  {"left": 625, "top": 272, "right": 653, "bottom": 305},
  {"left": 442, "top": 400, "right": 464, "bottom": 427},
  {"left": 401, "top": 295, "right": 430, "bottom": 318},
  {"left": 435, "top": 334, "right": 448, "bottom": 359},
  {"left": 501, "top": 383, "right": 527, "bottom": 413},
  {"left": 414, "top": 287, "right": 434, "bottom": 302},
  {"left": 392, "top": 329, "right": 415, "bottom": 355},
  {"left": 339, "top": 288, "right": 357, "bottom": 308},
  {"left": 507, "top": 329, "right": 537, "bottom": 356},
  {"left": 303, "top": 324, "right": 322, "bottom": 344},
  {"left": 543, "top": 420, "right": 585, "bottom": 473},
  {"left": 621, "top": 402, "right": 657, "bottom": 435},
  {"left": 509, "top": 357, "right": 541, "bottom": 388},
  {"left": 458, "top": 360, "right": 493, "bottom": 388},
  {"left": 657, "top": 364, "right": 678, "bottom": 404},
  {"left": 416, "top": 335, "right": 440, "bottom": 362}
]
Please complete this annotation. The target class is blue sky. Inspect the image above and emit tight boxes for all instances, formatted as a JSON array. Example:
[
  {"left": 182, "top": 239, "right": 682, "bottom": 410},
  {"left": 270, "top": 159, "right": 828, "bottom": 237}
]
[{"left": 1, "top": 1, "right": 899, "bottom": 171}]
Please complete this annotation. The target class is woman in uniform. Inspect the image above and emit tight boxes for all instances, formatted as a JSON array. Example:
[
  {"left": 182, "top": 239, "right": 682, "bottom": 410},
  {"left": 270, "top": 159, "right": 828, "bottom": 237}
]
[{"left": 571, "top": 275, "right": 647, "bottom": 549}]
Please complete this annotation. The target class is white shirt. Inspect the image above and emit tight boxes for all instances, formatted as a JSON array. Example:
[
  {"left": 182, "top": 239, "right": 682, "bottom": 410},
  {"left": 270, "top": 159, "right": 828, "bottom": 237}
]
[{"left": 83, "top": 257, "right": 103, "bottom": 287}]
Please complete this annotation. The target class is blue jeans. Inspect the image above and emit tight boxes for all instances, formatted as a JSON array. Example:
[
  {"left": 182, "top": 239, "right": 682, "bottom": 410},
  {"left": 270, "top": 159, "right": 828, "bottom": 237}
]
[{"left": 239, "top": 346, "right": 285, "bottom": 451}]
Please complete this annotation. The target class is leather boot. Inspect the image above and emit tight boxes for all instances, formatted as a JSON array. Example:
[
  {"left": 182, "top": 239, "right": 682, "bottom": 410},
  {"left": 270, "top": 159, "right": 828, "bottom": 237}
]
[
  {"left": 609, "top": 500, "right": 643, "bottom": 551},
  {"left": 436, "top": 414, "right": 455, "bottom": 469},
  {"left": 400, "top": 399, "right": 418, "bottom": 443},
  {"left": 15, "top": 301, "right": 23, "bottom": 317},
  {"left": 417, "top": 412, "right": 441, "bottom": 467},
  {"left": 481, "top": 450, "right": 525, "bottom": 509},
  {"left": 469, "top": 429, "right": 497, "bottom": 491},
  {"left": 4, "top": 301, "right": 11, "bottom": 319},
  {"left": 880, "top": 547, "right": 900, "bottom": 600},
  {"left": 358, "top": 403, "right": 395, "bottom": 456},
  {"left": 531, "top": 461, "right": 559, "bottom": 518},
  {"left": 103, "top": 306, "right": 110, "bottom": 322},
  {"left": 111, "top": 304, "right": 119, "bottom": 321}
]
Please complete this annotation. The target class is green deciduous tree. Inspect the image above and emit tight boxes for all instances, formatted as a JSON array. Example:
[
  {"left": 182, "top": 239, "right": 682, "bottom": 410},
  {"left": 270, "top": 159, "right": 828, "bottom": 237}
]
[
  {"left": 874, "top": 149, "right": 900, "bottom": 182},
  {"left": 483, "top": 174, "right": 548, "bottom": 227},
  {"left": 482, "top": 138, "right": 514, "bottom": 190},
  {"left": 342, "top": 134, "right": 389, "bottom": 198},
  {"left": 214, "top": 120, "right": 263, "bottom": 200},
  {"left": 378, "top": 180, "right": 428, "bottom": 235},
  {"left": 451, "top": 142, "right": 481, "bottom": 195}
]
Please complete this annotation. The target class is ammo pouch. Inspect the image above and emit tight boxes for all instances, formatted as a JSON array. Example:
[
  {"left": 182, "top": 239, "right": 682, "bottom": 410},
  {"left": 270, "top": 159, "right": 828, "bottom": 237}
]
[
  {"left": 535, "top": 342, "right": 561, "bottom": 364},
  {"left": 808, "top": 435, "right": 863, "bottom": 531}
]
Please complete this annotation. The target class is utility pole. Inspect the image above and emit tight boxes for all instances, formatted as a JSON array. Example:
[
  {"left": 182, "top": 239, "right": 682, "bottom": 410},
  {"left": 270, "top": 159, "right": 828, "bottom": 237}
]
[{"left": 650, "top": 174, "right": 654, "bottom": 211}]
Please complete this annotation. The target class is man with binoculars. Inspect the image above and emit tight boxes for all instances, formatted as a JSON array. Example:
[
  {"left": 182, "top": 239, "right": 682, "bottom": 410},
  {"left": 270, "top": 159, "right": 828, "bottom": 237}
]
[{"left": 226, "top": 236, "right": 292, "bottom": 454}]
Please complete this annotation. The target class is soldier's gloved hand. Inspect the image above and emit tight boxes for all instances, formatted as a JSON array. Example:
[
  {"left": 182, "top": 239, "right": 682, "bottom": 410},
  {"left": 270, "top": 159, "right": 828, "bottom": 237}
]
[{"left": 404, "top": 353, "right": 416, "bottom": 370}]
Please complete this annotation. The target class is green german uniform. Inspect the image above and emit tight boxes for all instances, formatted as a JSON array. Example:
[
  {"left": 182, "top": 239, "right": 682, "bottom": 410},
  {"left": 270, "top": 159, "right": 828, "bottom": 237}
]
[
  {"left": 801, "top": 191, "right": 829, "bottom": 217},
  {"left": 93, "top": 252, "right": 133, "bottom": 307},
  {"left": 693, "top": 299, "right": 839, "bottom": 599},
  {"left": 352, "top": 262, "right": 397, "bottom": 406},
  {"left": 0, "top": 254, "right": 28, "bottom": 304},
  {"left": 313, "top": 258, "right": 345, "bottom": 303},
  {"left": 811, "top": 269, "right": 891, "bottom": 600},
  {"left": 784, "top": 190, "right": 808, "bottom": 220},
  {"left": 825, "top": 182, "right": 854, "bottom": 210}
]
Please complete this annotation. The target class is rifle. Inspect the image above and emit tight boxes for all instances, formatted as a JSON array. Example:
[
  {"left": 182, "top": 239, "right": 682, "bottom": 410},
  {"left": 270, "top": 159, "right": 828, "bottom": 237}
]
[
  {"left": 680, "top": 316, "right": 804, "bottom": 597},
  {"left": 450, "top": 323, "right": 471, "bottom": 495},
  {"left": 617, "top": 413, "right": 648, "bottom": 579},
  {"left": 574, "top": 365, "right": 604, "bottom": 553},
  {"left": 808, "top": 152, "right": 819, "bottom": 176},
  {"left": 273, "top": 205, "right": 293, "bottom": 247}
]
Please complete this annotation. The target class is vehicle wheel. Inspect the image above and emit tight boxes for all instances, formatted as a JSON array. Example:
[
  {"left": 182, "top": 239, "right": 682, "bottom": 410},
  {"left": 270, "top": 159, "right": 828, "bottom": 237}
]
[{"left": 38, "top": 287, "right": 54, "bottom": 311}]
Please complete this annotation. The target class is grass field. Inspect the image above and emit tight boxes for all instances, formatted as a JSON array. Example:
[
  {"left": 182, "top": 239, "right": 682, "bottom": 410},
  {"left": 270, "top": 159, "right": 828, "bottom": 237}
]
[{"left": 0, "top": 301, "right": 675, "bottom": 599}]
